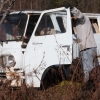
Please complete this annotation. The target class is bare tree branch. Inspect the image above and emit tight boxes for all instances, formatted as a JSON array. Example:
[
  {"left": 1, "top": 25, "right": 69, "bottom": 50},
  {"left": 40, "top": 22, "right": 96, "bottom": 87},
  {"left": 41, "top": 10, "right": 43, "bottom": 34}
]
[
  {"left": 0, "top": 0, "right": 9, "bottom": 13},
  {"left": 0, "top": 0, "right": 16, "bottom": 25}
]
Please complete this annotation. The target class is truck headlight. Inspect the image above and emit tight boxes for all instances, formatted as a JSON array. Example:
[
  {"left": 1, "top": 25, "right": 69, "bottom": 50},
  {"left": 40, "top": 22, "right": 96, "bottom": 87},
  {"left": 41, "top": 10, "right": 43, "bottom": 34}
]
[
  {"left": 2, "top": 55, "right": 16, "bottom": 68},
  {"left": 8, "top": 55, "right": 16, "bottom": 67}
]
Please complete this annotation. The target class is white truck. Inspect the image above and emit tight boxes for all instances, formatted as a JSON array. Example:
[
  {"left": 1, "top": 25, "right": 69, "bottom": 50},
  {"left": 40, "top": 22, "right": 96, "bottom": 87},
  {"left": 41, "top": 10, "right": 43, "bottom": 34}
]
[{"left": 0, "top": 7, "right": 100, "bottom": 88}]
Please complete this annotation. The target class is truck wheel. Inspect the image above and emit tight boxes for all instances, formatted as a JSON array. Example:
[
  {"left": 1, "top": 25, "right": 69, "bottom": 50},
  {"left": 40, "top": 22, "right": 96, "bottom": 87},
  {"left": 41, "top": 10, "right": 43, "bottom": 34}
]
[{"left": 40, "top": 66, "right": 65, "bottom": 90}]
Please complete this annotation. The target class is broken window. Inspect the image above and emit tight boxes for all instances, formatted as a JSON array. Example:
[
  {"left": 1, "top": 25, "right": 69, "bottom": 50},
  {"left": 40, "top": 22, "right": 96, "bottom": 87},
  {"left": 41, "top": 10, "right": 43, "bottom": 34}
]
[
  {"left": 90, "top": 18, "right": 100, "bottom": 33},
  {"left": 0, "top": 13, "right": 27, "bottom": 41},
  {"left": 21, "top": 14, "right": 40, "bottom": 48},
  {"left": 25, "top": 14, "right": 40, "bottom": 38}
]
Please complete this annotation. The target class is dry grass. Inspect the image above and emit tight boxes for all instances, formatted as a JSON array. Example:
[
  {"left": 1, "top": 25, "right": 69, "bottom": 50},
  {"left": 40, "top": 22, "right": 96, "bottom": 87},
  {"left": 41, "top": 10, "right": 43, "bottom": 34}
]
[
  {"left": 0, "top": 58, "right": 99, "bottom": 100},
  {"left": 0, "top": 79, "right": 99, "bottom": 100}
]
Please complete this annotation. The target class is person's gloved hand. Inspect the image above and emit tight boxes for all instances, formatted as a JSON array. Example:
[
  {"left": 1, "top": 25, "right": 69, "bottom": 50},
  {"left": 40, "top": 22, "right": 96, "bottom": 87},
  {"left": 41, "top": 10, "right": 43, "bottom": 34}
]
[{"left": 64, "top": 2, "right": 74, "bottom": 10}]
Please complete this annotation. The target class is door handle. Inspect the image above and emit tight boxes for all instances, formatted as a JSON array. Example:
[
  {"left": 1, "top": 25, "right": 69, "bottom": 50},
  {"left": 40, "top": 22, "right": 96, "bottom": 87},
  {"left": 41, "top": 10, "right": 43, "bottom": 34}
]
[{"left": 62, "top": 45, "right": 69, "bottom": 47}]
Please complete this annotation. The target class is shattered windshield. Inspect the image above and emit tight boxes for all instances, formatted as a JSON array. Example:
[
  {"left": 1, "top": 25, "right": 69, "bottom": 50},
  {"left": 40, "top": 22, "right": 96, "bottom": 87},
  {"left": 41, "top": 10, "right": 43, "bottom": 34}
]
[{"left": 0, "top": 13, "right": 27, "bottom": 41}]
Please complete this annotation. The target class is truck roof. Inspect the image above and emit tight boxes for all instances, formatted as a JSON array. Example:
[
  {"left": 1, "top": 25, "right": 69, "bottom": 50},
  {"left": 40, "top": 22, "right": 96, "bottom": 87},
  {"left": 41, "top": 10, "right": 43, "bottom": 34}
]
[
  {"left": 83, "top": 13, "right": 100, "bottom": 17},
  {"left": 10, "top": 10, "right": 42, "bottom": 14},
  {"left": 9, "top": 10, "right": 100, "bottom": 17}
]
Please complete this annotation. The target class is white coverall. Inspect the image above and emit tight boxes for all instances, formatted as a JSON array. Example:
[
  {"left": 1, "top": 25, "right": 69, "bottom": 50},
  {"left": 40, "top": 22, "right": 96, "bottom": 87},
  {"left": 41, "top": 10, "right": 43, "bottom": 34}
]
[{"left": 71, "top": 7, "right": 98, "bottom": 82}]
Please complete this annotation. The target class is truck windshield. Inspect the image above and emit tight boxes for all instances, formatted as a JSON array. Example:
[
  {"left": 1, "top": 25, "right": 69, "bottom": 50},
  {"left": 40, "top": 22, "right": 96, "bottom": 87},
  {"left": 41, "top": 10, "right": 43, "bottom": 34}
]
[{"left": 0, "top": 13, "right": 27, "bottom": 41}]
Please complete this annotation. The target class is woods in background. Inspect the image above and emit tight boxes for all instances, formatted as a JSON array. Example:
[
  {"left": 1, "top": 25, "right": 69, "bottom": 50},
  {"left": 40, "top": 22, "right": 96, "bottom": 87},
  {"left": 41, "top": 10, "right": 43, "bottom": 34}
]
[
  {"left": 1, "top": 0, "right": 100, "bottom": 13},
  {"left": 49, "top": 0, "right": 100, "bottom": 13}
]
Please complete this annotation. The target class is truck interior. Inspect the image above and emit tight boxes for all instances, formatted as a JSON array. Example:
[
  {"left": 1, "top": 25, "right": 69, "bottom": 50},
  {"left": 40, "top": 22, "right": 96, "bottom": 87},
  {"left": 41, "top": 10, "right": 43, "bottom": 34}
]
[
  {"left": 90, "top": 18, "right": 100, "bottom": 33},
  {"left": 25, "top": 14, "right": 40, "bottom": 38},
  {"left": 21, "top": 14, "right": 40, "bottom": 48},
  {"left": 0, "top": 13, "right": 27, "bottom": 41},
  {"left": 35, "top": 12, "right": 67, "bottom": 36}
]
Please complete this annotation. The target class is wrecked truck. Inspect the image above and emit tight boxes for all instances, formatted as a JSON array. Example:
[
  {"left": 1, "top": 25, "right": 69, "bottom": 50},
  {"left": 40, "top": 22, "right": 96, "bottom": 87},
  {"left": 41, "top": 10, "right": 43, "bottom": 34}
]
[{"left": 0, "top": 7, "right": 100, "bottom": 88}]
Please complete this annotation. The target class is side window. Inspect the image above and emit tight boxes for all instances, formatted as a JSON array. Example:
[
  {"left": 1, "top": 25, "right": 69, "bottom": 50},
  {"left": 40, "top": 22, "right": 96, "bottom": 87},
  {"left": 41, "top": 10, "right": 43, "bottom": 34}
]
[
  {"left": 35, "top": 14, "right": 55, "bottom": 36},
  {"left": 56, "top": 17, "right": 66, "bottom": 33},
  {"left": 90, "top": 18, "right": 100, "bottom": 33},
  {"left": 35, "top": 11, "right": 67, "bottom": 36},
  {"left": 25, "top": 15, "right": 40, "bottom": 38}
]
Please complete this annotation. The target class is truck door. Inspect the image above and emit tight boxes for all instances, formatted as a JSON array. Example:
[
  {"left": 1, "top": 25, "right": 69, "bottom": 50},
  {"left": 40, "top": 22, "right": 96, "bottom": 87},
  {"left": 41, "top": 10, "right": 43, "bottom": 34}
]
[{"left": 24, "top": 7, "right": 73, "bottom": 87}]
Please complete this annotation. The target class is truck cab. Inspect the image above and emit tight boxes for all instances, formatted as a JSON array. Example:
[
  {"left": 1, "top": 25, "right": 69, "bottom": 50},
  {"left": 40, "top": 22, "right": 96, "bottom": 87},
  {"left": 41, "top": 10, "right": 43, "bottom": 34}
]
[{"left": 0, "top": 7, "right": 100, "bottom": 88}]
